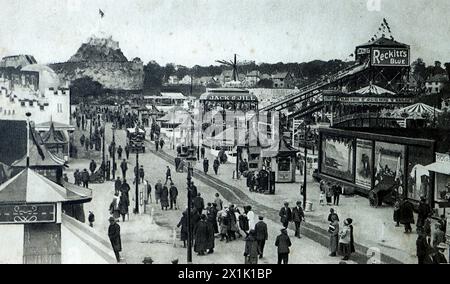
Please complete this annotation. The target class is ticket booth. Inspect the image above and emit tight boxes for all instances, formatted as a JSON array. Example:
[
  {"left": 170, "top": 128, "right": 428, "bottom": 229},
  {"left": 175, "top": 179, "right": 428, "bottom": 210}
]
[
  {"left": 272, "top": 138, "right": 299, "bottom": 183},
  {"left": 248, "top": 146, "right": 262, "bottom": 171}
]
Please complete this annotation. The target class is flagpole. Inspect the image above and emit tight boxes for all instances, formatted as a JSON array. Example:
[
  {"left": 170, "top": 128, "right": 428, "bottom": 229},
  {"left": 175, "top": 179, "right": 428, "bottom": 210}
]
[{"left": 26, "top": 112, "right": 32, "bottom": 168}]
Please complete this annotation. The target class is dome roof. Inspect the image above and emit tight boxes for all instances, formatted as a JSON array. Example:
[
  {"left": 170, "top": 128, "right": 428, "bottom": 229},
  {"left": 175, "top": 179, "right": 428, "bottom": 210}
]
[{"left": 21, "top": 64, "right": 61, "bottom": 92}]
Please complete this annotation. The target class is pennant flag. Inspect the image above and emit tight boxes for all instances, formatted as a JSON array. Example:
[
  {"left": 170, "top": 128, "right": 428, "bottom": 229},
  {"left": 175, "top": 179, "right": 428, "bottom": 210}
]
[{"left": 99, "top": 9, "right": 105, "bottom": 18}]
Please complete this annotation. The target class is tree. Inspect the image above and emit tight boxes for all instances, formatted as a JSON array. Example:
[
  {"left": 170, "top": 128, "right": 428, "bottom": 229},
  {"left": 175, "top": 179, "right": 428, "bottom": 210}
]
[
  {"left": 257, "top": 79, "right": 274, "bottom": 88},
  {"left": 69, "top": 76, "right": 104, "bottom": 104},
  {"left": 412, "top": 58, "right": 427, "bottom": 80},
  {"left": 143, "top": 60, "right": 164, "bottom": 88}
]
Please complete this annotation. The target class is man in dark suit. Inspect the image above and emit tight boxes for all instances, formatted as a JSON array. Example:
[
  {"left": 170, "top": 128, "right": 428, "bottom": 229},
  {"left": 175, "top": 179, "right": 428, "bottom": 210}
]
[
  {"left": 292, "top": 201, "right": 305, "bottom": 238},
  {"left": 275, "top": 228, "right": 291, "bottom": 264},
  {"left": 108, "top": 217, "right": 122, "bottom": 263},
  {"left": 255, "top": 216, "right": 268, "bottom": 258},
  {"left": 279, "top": 202, "right": 292, "bottom": 229}
]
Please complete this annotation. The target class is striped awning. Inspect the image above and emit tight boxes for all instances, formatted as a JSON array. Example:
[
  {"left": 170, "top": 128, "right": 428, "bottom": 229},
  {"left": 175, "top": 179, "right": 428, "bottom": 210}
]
[{"left": 392, "top": 103, "right": 442, "bottom": 119}]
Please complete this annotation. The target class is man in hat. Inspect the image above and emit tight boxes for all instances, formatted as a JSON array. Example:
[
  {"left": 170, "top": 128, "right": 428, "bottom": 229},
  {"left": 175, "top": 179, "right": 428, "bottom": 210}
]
[
  {"left": 108, "top": 217, "right": 122, "bottom": 263},
  {"left": 244, "top": 229, "right": 260, "bottom": 264},
  {"left": 292, "top": 201, "right": 305, "bottom": 238},
  {"left": 255, "top": 216, "right": 268, "bottom": 258},
  {"left": 417, "top": 197, "right": 431, "bottom": 231},
  {"left": 275, "top": 228, "right": 291, "bottom": 264},
  {"left": 279, "top": 202, "right": 292, "bottom": 229}
]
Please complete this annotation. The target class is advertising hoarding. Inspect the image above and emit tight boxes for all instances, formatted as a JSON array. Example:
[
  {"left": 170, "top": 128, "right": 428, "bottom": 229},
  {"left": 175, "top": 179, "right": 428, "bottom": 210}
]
[{"left": 371, "top": 47, "right": 409, "bottom": 67}]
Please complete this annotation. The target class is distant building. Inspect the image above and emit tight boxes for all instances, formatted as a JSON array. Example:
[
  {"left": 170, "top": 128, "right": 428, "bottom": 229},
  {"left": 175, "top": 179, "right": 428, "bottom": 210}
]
[
  {"left": 143, "top": 92, "right": 187, "bottom": 113},
  {"left": 425, "top": 74, "right": 448, "bottom": 94},
  {"left": 167, "top": 75, "right": 179, "bottom": 85},
  {"left": 220, "top": 70, "right": 234, "bottom": 85},
  {"left": 0, "top": 55, "right": 37, "bottom": 69},
  {"left": 179, "top": 75, "right": 192, "bottom": 85},
  {"left": 246, "top": 71, "right": 261, "bottom": 86},
  {"left": 197, "top": 76, "right": 216, "bottom": 86},
  {"left": 407, "top": 73, "right": 424, "bottom": 93},
  {"left": 271, "top": 72, "right": 295, "bottom": 88},
  {"left": 260, "top": 73, "right": 271, "bottom": 80}
]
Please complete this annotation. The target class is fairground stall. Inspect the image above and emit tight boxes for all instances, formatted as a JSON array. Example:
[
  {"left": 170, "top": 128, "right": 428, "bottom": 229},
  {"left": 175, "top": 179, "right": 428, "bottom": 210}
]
[
  {"left": 318, "top": 128, "right": 435, "bottom": 206},
  {"left": 200, "top": 88, "right": 259, "bottom": 161}
]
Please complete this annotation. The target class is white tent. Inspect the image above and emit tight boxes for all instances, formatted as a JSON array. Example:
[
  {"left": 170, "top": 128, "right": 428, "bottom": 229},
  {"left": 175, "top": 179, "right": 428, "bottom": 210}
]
[{"left": 392, "top": 103, "right": 442, "bottom": 119}]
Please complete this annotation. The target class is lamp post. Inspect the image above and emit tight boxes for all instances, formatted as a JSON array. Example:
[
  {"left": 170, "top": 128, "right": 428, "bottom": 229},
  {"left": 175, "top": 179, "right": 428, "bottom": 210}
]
[
  {"left": 134, "top": 143, "right": 140, "bottom": 214},
  {"left": 111, "top": 124, "right": 116, "bottom": 180},
  {"left": 102, "top": 122, "right": 106, "bottom": 180},
  {"left": 25, "top": 112, "right": 32, "bottom": 168},
  {"left": 186, "top": 161, "right": 193, "bottom": 264},
  {"left": 303, "top": 123, "right": 308, "bottom": 210}
]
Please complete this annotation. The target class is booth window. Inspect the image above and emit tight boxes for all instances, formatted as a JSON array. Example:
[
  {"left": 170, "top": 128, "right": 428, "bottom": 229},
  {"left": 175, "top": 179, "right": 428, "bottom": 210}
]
[{"left": 278, "top": 157, "right": 291, "bottom": 171}]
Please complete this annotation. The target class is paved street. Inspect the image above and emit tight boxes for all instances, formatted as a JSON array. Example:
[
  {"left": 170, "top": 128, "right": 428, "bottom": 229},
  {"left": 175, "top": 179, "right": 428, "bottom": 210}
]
[{"left": 67, "top": 123, "right": 347, "bottom": 264}]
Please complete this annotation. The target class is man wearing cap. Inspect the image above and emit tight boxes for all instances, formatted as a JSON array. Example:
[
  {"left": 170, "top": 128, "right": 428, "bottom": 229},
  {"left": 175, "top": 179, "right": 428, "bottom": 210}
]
[
  {"left": 275, "top": 228, "right": 292, "bottom": 264},
  {"left": 108, "top": 217, "right": 122, "bottom": 263},
  {"left": 292, "top": 201, "right": 305, "bottom": 238},
  {"left": 255, "top": 216, "right": 268, "bottom": 258},
  {"left": 279, "top": 202, "right": 292, "bottom": 229}
]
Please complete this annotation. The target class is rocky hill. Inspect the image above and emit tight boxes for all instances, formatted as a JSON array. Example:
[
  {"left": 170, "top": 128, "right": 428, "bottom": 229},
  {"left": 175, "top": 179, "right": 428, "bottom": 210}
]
[{"left": 49, "top": 35, "right": 143, "bottom": 91}]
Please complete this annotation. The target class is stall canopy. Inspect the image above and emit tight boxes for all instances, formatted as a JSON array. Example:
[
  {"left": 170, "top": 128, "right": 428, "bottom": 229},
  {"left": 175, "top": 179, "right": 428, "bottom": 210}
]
[
  {"left": 262, "top": 137, "right": 298, "bottom": 158},
  {"left": 353, "top": 84, "right": 395, "bottom": 95},
  {"left": 11, "top": 128, "right": 66, "bottom": 168},
  {"left": 392, "top": 103, "right": 442, "bottom": 119},
  {"left": 42, "top": 122, "right": 67, "bottom": 144},
  {"left": 0, "top": 168, "right": 91, "bottom": 204},
  {"left": 425, "top": 161, "right": 450, "bottom": 175}
]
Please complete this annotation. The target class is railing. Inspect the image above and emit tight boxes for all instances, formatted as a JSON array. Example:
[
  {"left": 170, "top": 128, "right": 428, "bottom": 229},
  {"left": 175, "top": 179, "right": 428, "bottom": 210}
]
[{"left": 332, "top": 112, "right": 382, "bottom": 125}]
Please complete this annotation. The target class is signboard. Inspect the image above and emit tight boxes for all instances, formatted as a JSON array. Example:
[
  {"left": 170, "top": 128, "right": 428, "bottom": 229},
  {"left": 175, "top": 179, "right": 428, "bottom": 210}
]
[
  {"left": 371, "top": 47, "right": 410, "bottom": 67},
  {"left": 357, "top": 47, "right": 370, "bottom": 55},
  {"left": 436, "top": 152, "right": 450, "bottom": 163},
  {"left": 0, "top": 204, "right": 56, "bottom": 224}
]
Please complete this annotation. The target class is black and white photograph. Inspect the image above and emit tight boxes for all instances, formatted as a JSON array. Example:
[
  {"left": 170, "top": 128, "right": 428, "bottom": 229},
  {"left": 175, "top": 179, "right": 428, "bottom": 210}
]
[{"left": 0, "top": 0, "right": 450, "bottom": 269}]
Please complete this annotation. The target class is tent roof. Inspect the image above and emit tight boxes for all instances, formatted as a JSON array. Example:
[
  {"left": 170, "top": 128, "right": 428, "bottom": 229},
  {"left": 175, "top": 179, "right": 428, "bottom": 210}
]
[
  {"left": 357, "top": 36, "right": 409, "bottom": 49},
  {"left": 0, "top": 168, "right": 91, "bottom": 204},
  {"left": 392, "top": 103, "right": 442, "bottom": 119},
  {"left": 11, "top": 128, "right": 65, "bottom": 168},
  {"left": 353, "top": 84, "right": 395, "bottom": 95},
  {"left": 42, "top": 123, "right": 66, "bottom": 144}
]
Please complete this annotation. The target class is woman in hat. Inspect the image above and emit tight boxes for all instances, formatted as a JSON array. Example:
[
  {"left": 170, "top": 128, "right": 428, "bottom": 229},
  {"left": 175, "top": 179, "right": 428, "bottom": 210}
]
[
  {"left": 328, "top": 214, "right": 340, "bottom": 257},
  {"left": 338, "top": 218, "right": 354, "bottom": 260}
]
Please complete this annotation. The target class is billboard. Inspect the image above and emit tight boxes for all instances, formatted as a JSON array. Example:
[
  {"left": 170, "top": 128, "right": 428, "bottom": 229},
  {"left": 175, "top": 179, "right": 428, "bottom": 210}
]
[
  {"left": 355, "top": 139, "right": 373, "bottom": 189},
  {"left": 321, "top": 135, "right": 354, "bottom": 181},
  {"left": 374, "top": 142, "right": 405, "bottom": 195},
  {"left": 371, "top": 47, "right": 409, "bottom": 67},
  {"left": 0, "top": 204, "right": 56, "bottom": 224}
]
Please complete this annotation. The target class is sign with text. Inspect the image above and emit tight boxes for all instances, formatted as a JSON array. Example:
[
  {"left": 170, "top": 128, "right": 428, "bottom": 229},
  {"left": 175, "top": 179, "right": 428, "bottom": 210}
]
[
  {"left": 371, "top": 47, "right": 409, "bottom": 67},
  {"left": 0, "top": 204, "right": 56, "bottom": 224}
]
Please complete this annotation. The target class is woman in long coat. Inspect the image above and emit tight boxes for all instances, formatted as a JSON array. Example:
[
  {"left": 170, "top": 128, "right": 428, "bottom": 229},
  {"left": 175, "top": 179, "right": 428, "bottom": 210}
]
[
  {"left": 177, "top": 210, "right": 189, "bottom": 248},
  {"left": 399, "top": 198, "right": 414, "bottom": 233},
  {"left": 160, "top": 185, "right": 169, "bottom": 210},
  {"left": 194, "top": 215, "right": 212, "bottom": 255},
  {"left": 328, "top": 215, "right": 340, "bottom": 256},
  {"left": 118, "top": 194, "right": 129, "bottom": 222}
]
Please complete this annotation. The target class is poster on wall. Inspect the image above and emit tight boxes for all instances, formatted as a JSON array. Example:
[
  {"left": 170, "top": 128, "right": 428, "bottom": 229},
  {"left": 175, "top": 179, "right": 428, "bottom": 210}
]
[
  {"left": 374, "top": 142, "right": 405, "bottom": 196},
  {"left": 355, "top": 139, "right": 373, "bottom": 189},
  {"left": 321, "top": 135, "right": 354, "bottom": 181},
  {"left": 406, "top": 146, "right": 434, "bottom": 201}
]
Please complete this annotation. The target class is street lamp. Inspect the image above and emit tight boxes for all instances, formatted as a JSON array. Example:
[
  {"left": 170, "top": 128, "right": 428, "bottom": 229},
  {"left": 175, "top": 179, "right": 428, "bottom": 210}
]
[
  {"left": 102, "top": 122, "right": 106, "bottom": 180},
  {"left": 111, "top": 124, "right": 116, "bottom": 179},
  {"left": 302, "top": 123, "right": 309, "bottom": 210},
  {"left": 134, "top": 130, "right": 140, "bottom": 214},
  {"left": 185, "top": 158, "right": 196, "bottom": 264}
]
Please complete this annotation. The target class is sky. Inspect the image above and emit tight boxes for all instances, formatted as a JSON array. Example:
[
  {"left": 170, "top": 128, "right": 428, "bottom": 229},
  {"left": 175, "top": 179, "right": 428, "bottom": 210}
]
[{"left": 0, "top": 0, "right": 449, "bottom": 67}]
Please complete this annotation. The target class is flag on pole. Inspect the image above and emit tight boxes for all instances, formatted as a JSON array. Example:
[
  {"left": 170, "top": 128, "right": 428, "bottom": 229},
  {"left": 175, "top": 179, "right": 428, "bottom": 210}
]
[{"left": 99, "top": 9, "right": 105, "bottom": 18}]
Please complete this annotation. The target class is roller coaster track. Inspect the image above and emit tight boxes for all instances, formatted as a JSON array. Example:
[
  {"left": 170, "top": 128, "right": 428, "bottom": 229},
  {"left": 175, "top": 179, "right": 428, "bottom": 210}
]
[{"left": 259, "top": 62, "right": 370, "bottom": 116}]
